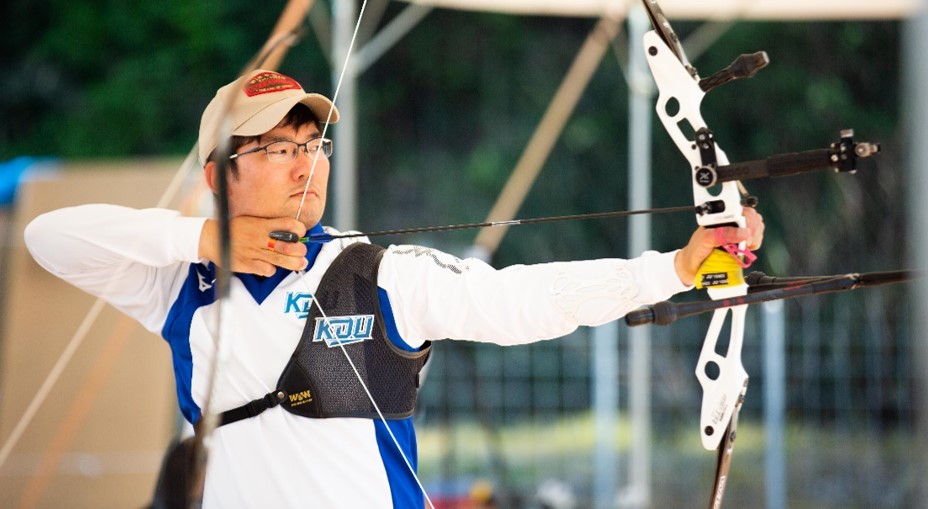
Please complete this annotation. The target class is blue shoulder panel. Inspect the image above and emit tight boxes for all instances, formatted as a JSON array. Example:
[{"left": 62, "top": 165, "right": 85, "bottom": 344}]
[{"left": 161, "top": 263, "right": 217, "bottom": 423}]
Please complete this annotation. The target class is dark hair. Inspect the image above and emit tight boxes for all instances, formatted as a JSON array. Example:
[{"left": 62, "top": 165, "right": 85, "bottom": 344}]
[{"left": 208, "top": 103, "right": 322, "bottom": 177}]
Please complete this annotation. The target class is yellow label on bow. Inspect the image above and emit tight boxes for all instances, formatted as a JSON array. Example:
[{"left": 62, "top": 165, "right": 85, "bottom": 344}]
[{"left": 695, "top": 249, "right": 745, "bottom": 290}]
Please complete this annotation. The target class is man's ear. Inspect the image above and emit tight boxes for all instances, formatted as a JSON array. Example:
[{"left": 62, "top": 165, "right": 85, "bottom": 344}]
[{"left": 204, "top": 161, "right": 219, "bottom": 194}]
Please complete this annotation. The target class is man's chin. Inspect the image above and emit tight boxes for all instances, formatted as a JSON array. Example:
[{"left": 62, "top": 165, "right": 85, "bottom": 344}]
[{"left": 297, "top": 211, "right": 323, "bottom": 229}]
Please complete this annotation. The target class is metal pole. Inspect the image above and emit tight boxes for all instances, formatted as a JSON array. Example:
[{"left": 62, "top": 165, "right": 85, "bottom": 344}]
[
  {"left": 352, "top": 4, "right": 433, "bottom": 75},
  {"left": 903, "top": 6, "right": 928, "bottom": 509},
  {"left": 332, "top": 0, "right": 358, "bottom": 230},
  {"left": 625, "top": 6, "right": 654, "bottom": 508},
  {"left": 592, "top": 321, "right": 619, "bottom": 509},
  {"left": 592, "top": 18, "right": 628, "bottom": 508},
  {"left": 763, "top": 300, "right": 786, "bottom": 509}
]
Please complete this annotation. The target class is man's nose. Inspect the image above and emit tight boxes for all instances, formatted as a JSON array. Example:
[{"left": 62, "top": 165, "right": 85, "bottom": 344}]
[{"left": 292, "top": 147, "right": 323, "bottom": 179}]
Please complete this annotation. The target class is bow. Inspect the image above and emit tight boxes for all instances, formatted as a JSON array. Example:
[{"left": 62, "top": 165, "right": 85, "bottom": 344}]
[
  {"left": 639, "top": 3, "right": 751, "bottom": 505},
  {"left": 629, "top": 1, "right": 886, "bottom": 507}
]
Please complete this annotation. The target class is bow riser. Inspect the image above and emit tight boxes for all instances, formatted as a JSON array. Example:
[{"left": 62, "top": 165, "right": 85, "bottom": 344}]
[
  {"left": 643, "top": 31, "right": 744, "bottom": 229},
  {"left": 643, "top": 28, "right": 750, "bottom": 454}
]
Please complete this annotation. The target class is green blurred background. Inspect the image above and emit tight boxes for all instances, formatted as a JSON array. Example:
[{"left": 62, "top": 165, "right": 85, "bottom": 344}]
[{"left": 0, "top": 1, "right": 921, "bottom": 508}]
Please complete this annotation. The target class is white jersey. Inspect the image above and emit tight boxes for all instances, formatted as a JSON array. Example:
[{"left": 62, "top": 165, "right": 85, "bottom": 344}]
[{"left": 24, "top": 204, "right": 688, "bottom": 508}]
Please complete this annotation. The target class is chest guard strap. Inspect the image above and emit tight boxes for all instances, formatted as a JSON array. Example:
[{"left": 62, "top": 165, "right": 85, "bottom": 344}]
[{"left": 217, "top": 243, "right": 431, "bottom": 427}]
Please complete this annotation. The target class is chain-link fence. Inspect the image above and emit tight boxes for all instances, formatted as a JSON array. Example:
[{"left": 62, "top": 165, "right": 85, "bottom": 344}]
[{"left": 415, "top": 284, "right": 917, "bottom": 509}]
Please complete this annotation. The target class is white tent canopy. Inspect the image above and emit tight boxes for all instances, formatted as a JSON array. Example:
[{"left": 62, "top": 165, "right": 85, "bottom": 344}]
[{"left": 400, "top": 0, "right": 922, "bottom": 20}]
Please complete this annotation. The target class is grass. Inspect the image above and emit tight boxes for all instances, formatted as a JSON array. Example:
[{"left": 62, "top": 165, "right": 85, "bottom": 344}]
[{"left": 415, "top": 412, "right": 920, "bottom": 508}]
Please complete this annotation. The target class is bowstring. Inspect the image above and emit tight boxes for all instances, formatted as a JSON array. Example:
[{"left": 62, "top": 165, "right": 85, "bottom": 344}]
[{"left": 291, "top": 2, "right": 436, "bottom": 507}]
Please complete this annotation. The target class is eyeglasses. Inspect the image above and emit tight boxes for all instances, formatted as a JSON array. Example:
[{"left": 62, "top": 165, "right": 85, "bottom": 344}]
[{"left": 229, "top": 137, "right": 333, "bottom": 163}]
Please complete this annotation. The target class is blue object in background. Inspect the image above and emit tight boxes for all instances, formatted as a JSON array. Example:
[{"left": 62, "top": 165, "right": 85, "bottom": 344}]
[{"left": 0, "top": 157, "right": 46, "bottom": 206}]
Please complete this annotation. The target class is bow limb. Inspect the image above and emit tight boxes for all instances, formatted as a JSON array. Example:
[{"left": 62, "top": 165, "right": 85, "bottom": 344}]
[{"left": 188, "top": 2, "right": 316, "bottom": 504}]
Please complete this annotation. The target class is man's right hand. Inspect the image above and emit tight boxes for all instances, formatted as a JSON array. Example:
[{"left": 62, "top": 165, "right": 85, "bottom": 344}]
[{"left": 199, "top": 217, "right": 308, "bottom": 276}]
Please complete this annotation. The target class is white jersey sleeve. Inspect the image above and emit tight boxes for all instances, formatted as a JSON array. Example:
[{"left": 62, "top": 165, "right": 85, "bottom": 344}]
[
  {"left": 24, "top": 204, "right": 207, "bottom": 333},
  {"left": 377, "top": 245, "right": 688, "bottom": 348}
]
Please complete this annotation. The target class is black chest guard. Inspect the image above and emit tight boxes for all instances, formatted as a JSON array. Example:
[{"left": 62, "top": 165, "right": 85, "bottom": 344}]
[{"left": 217, "top": 242, "right": 431, "bottom": 427}]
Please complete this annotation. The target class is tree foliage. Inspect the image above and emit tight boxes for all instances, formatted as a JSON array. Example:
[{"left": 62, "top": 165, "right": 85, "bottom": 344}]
[{"left": 1, "top": 1, "right": 904, "bottom": 279}]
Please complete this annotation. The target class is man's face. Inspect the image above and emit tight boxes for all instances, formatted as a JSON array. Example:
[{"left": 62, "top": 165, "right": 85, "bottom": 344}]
[{"left": 209, "top": 120, "right": 329, "bottom": 228}]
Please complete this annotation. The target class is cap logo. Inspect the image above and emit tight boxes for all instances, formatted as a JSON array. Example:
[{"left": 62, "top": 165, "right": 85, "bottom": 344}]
[{"left": 243, "top": 72, "right": 302, "bottom": 97}]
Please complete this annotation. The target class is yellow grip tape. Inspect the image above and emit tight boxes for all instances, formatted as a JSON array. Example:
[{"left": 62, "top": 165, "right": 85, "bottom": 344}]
[{"left": 695, "top": 248, "right": 745, "bottom": 289}]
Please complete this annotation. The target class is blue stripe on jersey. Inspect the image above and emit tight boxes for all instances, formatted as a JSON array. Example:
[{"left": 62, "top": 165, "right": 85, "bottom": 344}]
[
  {"left": 374, "top": 418, "right": 424, "bottom": 509},
  {"left": 160, "top": 223, "right": 332, "bottom": 423},
  {"left": 161, "top": 263, "right": 217, "bottom": 423},
  {"left": 378, "top": 288, "right": 420, "bottom": 352}
]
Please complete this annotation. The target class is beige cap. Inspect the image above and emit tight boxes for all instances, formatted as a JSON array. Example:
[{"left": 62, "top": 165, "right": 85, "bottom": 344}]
[{"left": 198, "top": 69, "right": 339, "bottom": 166}]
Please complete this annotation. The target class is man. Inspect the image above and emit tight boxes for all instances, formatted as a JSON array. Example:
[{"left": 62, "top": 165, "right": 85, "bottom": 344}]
[{"left": 24, "top": 69, "right": 764, "bottom": 508}]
